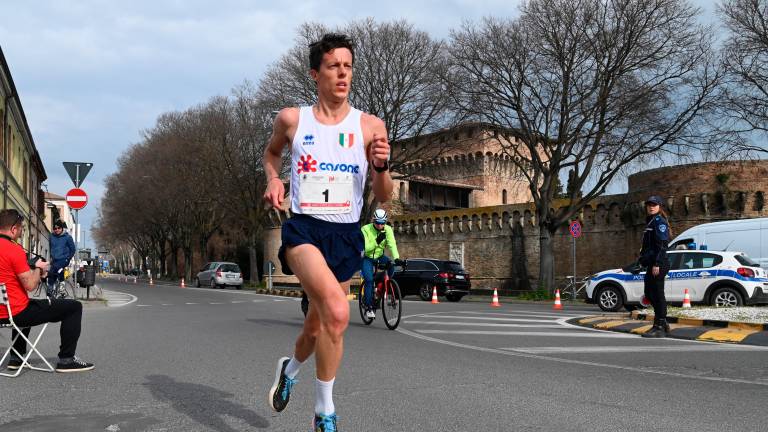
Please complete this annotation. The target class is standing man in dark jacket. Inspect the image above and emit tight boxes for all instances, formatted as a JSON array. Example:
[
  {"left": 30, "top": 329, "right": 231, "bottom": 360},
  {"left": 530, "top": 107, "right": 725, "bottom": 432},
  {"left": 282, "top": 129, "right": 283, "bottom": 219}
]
[
  {"left": 639, "top": 196, "right": 671, "bottom": 338},
  {"left": 47, "top": 220, "right": 76, "bottom": 298}
]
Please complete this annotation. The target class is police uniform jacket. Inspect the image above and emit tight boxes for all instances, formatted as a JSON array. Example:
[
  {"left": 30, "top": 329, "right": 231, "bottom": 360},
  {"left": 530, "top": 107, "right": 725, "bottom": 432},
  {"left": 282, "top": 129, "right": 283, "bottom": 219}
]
[{"left": 639, "top": 215, "right": 670, "bottom": 268}]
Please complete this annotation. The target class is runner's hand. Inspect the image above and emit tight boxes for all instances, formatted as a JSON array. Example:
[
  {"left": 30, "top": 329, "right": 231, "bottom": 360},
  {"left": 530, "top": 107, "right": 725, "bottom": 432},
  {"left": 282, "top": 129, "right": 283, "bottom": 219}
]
[
  {"left": 371, "top": 133, "right": 390, "bottom": 168},
  {"left": 263, "top": 177, "right": 285, "bottom": 210},
  {"left": 652, "top": 266, "right": 659, "bottom": 277}
]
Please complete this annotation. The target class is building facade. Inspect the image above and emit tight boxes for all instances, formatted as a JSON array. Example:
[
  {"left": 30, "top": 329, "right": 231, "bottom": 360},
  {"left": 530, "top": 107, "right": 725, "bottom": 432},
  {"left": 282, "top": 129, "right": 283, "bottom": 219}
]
[{"left": 0, "top": 46, "right": 49, "bottom": 258}]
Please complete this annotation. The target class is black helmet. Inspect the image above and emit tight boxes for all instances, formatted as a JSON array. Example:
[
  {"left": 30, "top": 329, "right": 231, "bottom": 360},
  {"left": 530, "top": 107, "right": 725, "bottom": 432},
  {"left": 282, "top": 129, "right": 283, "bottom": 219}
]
[{"left": 53, "top": 220, "right": 67, "bottom": 229}]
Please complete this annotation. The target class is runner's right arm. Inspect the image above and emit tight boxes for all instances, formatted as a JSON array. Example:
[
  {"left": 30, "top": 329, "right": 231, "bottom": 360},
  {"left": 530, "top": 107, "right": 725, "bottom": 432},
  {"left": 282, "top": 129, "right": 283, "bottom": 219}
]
[{"left": 263, "top": 108, "right": 298, "bottom": 209}]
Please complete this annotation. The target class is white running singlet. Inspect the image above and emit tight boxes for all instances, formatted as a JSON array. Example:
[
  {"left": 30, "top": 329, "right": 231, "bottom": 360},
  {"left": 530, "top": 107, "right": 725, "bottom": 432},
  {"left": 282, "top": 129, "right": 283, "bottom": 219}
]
[{"left": 290, "top": 106, "right": 368, "bottom": 223}]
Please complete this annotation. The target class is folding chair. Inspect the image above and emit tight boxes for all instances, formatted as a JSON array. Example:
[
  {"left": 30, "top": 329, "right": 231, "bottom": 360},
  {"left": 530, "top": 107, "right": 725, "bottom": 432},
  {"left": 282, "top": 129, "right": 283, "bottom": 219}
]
[{"left": 0, "top": 284, "right": 54, "bottom": 377}]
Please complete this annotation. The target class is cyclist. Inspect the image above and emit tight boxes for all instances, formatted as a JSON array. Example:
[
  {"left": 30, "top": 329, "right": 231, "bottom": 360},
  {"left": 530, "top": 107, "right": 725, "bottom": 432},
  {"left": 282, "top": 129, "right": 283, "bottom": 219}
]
[
  {"left": 47, "top": 220, "right": 76, "bottom": 298},
  {"left": 263, "top": 33, "right": 393, "bottom": 431},
  {"left": 360, "top": 209, "right": 401, "bottom": 320}
]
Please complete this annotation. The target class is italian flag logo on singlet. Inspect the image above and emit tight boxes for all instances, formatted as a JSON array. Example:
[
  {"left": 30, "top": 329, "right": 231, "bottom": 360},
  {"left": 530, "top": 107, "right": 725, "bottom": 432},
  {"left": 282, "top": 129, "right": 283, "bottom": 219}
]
[{"left": 339, "top": 133, "right": 354, "bottom": 148}]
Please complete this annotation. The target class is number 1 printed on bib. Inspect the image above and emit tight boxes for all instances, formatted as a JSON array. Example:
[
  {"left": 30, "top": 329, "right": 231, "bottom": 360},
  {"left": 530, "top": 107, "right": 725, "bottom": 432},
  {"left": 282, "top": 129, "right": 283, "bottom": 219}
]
[{"left": 298, "top": 173, "right": 353, "bottom": 214}]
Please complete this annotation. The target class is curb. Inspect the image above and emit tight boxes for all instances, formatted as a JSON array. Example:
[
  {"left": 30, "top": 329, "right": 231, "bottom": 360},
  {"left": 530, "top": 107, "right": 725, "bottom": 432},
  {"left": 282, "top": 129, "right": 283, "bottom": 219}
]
[
  {"left": 571, "top": 313, "right": 768, "bottom": 346},
  {"left": 630, "top": 310, "right": 768, "bottom": 331}
]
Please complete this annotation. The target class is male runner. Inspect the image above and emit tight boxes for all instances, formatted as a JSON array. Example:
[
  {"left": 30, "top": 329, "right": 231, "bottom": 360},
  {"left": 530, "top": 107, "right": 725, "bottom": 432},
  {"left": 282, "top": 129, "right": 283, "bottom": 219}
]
[{"left": 263, "top": 33, "right": 393, "bottom": 431}]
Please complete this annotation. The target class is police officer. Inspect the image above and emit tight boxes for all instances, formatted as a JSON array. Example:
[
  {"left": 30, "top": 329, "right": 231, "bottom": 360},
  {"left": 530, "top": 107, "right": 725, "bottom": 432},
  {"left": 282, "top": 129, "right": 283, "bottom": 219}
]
[{"left": 639, "top": 195, "right": 671, "bottom": 338}]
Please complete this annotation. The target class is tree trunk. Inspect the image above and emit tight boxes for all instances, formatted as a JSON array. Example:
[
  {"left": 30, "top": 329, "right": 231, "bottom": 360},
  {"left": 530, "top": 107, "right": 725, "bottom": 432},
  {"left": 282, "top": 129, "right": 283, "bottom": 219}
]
[
  {"left": 169, "top": 247, "right": 178, "bottom": 278},
  {"left": 249, "top": 231, "right": 259, "bottom": 283},
  {"left": 184, "top": 247, "right": 193, "bottom": 282},
  {"left": 158, "top": 241, "right": 167, "bottom": 276},
  {"left": 538, "top": 228, "right": 556, "bottom": 293}
]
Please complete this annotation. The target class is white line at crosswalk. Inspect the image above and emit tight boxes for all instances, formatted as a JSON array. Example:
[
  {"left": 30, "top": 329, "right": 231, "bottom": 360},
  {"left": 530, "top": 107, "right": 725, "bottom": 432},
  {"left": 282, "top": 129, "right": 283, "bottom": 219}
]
[
  {"left": 500, "top": 345, "right": 768, "bottom": 354},
  {"left": 415, "top": 315, "right": 562, "bottom": 323},
  {"left": 414, "top": 330, "right": 636, "bottom": 338},
  {"left": 456, "top": 310, "right": 582, "bottom": 319},
  {"left": 405, "top": 321, "right": 564, "bottom": 328}
]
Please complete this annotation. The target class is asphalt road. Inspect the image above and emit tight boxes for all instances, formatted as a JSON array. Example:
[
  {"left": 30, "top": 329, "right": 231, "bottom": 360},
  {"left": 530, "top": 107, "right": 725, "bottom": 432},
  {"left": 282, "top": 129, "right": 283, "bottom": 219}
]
[{"left": 1, "top": 277, "right": 767, "bottom": 432}]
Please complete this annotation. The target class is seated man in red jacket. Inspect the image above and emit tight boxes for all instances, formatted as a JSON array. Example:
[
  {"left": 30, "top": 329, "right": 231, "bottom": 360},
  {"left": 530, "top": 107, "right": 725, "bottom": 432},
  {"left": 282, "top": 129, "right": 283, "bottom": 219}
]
[{"left": 0, "top": 209, "right": 94, "bottom": 372}]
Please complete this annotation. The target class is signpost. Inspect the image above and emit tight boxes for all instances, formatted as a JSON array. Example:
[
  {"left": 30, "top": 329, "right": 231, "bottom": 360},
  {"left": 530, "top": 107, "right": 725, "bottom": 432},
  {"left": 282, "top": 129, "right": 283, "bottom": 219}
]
[
  {"left": 63, "top": 162, "right": 94, "bottom": 300},
  {"left": 569, "top": 220, "right": 582, "bottom": 286},
  {"left": 62, "top": 162, "right": 92, "bottom": 244}
]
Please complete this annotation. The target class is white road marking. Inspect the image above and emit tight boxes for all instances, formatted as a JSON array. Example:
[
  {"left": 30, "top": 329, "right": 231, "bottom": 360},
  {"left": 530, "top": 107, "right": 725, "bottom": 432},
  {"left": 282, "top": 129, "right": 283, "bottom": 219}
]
[
  {"left": 397, "top": 311, "right": 768, "bottom": 387},
  {"left": 209, "top": 302, "right": 224, "bottom": 305},
  {"left": 103, "top": 290, "right": 138, "bottom": 308},
  {"left": 414, "top": 330, "right": 637, "bottom": 338},
  {"left": 456, "top": 310, "right": 583, "bottom": 319},
  {"left": 161, "top": 304, "right": 172, "bottom": 306},
  {"left": 231, "top": 301, "right": 246, "bottom": 303},
  {"left": 252, "top": 300, "right": 265, "bottom": 303},
  {"left": 137, "top": 305, "right": 151, "bottom": 307},
  {"left": 499, "top": 345, "right": 768, "bottom": 354},
  {"left": 405, "top": 321, "right": 564, "bottom": 328},
  {"left": 185, "top": 302, "right": 198, "bottom": 305},
  {"left": 415, "top": 315, "right": 563, "bottom": 323}
]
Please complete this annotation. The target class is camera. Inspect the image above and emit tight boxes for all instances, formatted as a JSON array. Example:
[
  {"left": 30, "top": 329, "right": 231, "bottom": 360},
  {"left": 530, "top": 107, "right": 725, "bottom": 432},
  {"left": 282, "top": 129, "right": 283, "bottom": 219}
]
[{"left": 27, "top": 255, "right": 46, "bottom": 270}]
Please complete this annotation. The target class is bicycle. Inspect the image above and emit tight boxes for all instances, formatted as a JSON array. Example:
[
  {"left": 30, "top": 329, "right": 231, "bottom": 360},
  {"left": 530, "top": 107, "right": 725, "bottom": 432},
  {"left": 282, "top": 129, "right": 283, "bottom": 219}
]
[
  {"left": 358, "top": 259, "right": 403, "bottom": 330},
  {"left": 39, "top": 268, "right": 77, "bottom": 300},
  {"left": 559, "top": 275, "right": 591, "bottom": 301}
]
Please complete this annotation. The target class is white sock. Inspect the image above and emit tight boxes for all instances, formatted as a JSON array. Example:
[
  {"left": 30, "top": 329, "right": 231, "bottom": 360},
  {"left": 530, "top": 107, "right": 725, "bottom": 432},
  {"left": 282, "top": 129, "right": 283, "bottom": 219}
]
[
  {"left": 315, "top": 377, "right": 335, "bottom": 415},
  {"left": 284, "top": 357, "right": 302, "bottom": 380}
]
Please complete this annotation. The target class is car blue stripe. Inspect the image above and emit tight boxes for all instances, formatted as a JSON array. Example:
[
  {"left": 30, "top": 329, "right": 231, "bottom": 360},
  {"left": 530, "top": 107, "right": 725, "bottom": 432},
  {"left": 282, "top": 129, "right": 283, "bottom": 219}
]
[{"left": 592, "top": 270, "right": 768, "bottom": 283}]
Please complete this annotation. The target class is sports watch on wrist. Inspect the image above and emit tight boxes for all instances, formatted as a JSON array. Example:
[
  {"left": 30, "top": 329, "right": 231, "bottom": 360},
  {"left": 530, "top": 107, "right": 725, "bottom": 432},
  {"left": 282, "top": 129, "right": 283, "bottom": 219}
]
[{"left": 373, "top": 161, "right": 389, "bottom": 173}]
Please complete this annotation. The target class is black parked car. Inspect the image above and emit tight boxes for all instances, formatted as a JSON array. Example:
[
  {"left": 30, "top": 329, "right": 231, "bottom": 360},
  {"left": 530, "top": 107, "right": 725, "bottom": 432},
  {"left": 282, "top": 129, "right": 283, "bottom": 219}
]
[{"left": 392, "top": 258, "right": 471, "bottom": 302}]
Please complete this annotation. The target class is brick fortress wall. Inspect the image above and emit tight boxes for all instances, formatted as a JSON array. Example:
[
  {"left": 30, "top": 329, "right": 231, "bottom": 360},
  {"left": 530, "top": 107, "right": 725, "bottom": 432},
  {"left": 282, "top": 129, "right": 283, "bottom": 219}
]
[{"left": 263, "top": 160, "right": 768, "bottom": 292}]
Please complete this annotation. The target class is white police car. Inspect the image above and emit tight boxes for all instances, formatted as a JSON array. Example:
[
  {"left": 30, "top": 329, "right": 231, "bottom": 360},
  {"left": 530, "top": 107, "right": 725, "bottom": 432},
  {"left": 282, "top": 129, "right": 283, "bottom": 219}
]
[{"left": 586, "top": 250, "right": 768, "bottom": 312}]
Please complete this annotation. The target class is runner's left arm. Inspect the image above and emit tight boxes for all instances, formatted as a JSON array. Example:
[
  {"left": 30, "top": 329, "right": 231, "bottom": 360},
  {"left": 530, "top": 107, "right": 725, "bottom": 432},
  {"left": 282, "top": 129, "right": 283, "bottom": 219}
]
[{"left": 367, "top": 116, "right": 393, "bottom": 203}]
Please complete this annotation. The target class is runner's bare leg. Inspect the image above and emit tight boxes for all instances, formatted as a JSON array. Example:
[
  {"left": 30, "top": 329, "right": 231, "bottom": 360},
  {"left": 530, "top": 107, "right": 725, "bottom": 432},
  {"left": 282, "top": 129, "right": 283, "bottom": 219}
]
[{"left": 286, "top": 244, "right": 349, "bottom": 381}]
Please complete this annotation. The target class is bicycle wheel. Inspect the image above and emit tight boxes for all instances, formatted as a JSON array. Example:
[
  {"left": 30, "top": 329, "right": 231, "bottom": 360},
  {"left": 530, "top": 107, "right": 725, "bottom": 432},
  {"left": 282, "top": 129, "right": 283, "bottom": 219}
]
[
  {"left": 381, "top": 279, "right": 402, "bottom": 330},
  {"left": 358, "top": 284, "right": 373, "bottom": 325},
  {"left": 63, "top": 280, "right": 77, "bottom": 299}
]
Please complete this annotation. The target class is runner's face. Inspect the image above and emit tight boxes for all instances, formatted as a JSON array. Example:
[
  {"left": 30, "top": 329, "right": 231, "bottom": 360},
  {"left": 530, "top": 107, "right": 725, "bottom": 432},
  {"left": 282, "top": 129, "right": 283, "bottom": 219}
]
[{"left": 312, "top": 48, "right": 352, "bottom": 101}]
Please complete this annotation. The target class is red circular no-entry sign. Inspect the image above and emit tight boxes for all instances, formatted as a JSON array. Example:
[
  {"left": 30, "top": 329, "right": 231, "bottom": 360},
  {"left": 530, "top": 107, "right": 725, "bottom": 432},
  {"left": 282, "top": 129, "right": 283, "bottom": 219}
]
[{"left": 66, "top": 188, "right": 88, "bottom": 210}]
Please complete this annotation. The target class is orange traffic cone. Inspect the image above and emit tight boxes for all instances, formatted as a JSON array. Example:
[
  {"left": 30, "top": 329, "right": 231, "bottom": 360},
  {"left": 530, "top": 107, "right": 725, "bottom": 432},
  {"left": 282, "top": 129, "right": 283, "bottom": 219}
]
[
  {"left": 180, "top": 278, "right": 186, "bottom": 288},
  {"left": 491, "top": 288, "right": 501, "bottom": 307},
  {"left": 682, "top": 288, "right": 692, "bottom": 308},
  {"left": 553, "top": 289, "right": 563, "bottom": 310},
  {"left": 431, "top": 286, "right": 439, "bottom": 304}
]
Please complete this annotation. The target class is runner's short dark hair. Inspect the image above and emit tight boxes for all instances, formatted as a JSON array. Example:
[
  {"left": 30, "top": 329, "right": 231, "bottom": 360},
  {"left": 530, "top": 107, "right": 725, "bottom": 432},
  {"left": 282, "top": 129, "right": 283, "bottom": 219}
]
[{"left": 309, "top": 33, "right": 355, "bottom": 71}]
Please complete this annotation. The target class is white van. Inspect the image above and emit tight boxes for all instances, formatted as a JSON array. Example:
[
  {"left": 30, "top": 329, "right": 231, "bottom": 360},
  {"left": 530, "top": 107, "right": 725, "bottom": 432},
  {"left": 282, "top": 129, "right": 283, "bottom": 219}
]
[{"left": 670, "top": 218, "right": 768, "bottom": 269}]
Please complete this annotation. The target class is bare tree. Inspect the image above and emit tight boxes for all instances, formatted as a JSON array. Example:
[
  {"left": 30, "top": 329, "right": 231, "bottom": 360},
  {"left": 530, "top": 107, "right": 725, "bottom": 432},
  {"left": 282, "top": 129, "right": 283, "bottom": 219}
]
[
  {"left": 717, "top": 0, "right": 768, "bottom": 153},
  {"left": 199, "top": 83, "right": 277, "bottom": 282},
  {"left": 259, "top": 19, "right": 455, "bottom": 220},
  {"left": 446, "top": 0, "right": 721, "bottom": 290}
]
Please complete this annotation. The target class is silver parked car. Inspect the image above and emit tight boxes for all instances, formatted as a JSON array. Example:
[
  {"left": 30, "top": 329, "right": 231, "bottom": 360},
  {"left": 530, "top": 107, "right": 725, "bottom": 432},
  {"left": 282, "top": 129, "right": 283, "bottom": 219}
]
[{"left": 196, "top": 262, "right": 243, "bottom": 289}]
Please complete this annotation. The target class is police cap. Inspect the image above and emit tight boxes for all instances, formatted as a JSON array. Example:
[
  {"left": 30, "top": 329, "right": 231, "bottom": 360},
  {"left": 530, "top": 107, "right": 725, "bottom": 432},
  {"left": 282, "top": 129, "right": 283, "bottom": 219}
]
[{"left": 644, "top": 195, "right": 664, "bottom": 207}]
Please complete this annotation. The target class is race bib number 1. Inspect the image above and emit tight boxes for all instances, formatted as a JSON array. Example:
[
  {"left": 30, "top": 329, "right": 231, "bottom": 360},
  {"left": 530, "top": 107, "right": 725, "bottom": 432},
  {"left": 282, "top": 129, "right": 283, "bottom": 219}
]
[{"left": 298, "top": 172, "right": 354, "bottom": 214}]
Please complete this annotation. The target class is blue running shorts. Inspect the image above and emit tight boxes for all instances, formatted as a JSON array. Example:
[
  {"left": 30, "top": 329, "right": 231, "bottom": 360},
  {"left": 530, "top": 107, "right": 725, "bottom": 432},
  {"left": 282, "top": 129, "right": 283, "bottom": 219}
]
[{"left": 278, "top": 214, "right": 364, "bottom": 282}]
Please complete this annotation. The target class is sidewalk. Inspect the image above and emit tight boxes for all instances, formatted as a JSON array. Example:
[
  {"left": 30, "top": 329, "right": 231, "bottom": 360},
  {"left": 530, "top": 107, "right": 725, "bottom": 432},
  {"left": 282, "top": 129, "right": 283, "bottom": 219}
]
[{"left": 572, "top": 312, "right": 768, "bottom": 346}]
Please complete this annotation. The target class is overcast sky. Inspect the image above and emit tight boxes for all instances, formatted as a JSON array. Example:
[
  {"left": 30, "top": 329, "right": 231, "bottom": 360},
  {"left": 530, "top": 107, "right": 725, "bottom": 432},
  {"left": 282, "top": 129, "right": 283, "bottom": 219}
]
[{"left": 1, "top": 0, "right": 717, "bottom": 249}]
